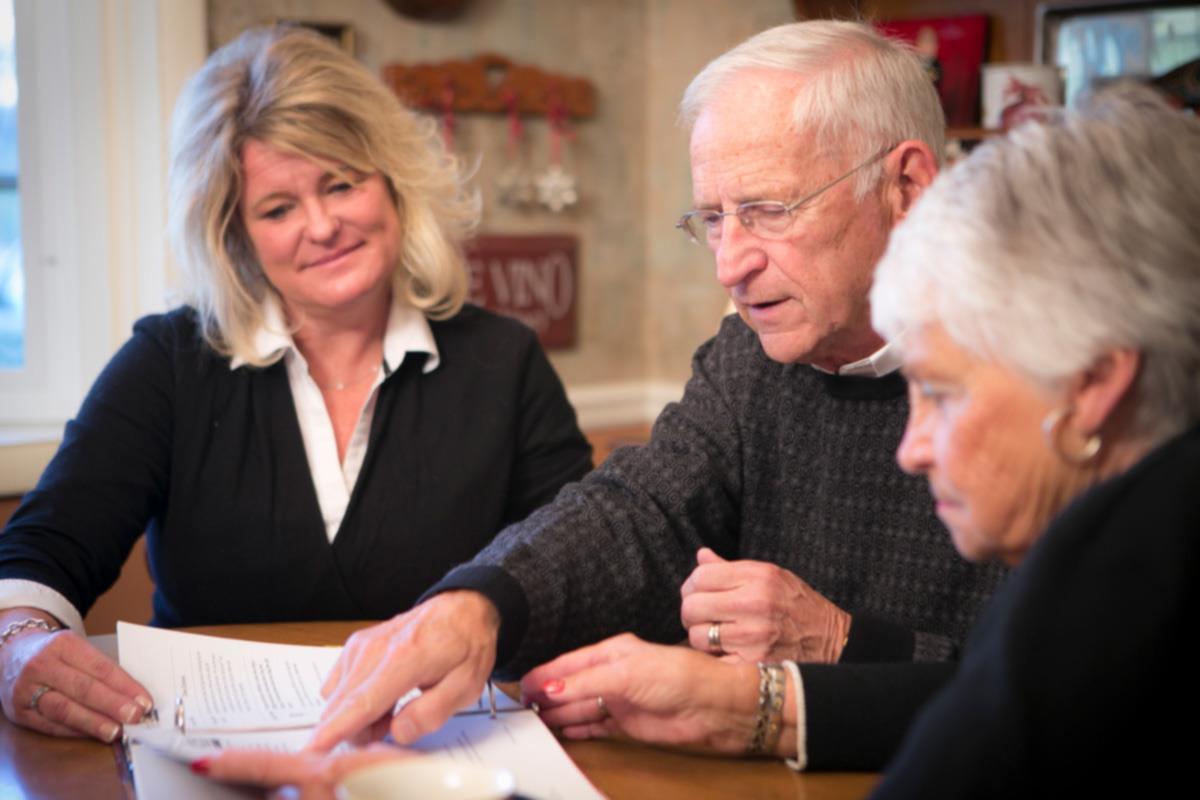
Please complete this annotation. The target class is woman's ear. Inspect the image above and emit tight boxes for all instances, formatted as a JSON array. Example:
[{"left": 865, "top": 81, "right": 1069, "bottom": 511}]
[
  {"left": 1068, "top": 348, "right": 1142, "bottom": 437},
  {"left": 885, "top": 140, "right": 938, "bottom": 227}
]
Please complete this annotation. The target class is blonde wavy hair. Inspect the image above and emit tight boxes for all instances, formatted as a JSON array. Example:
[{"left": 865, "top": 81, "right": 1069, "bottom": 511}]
[{"left": 168, "top": 26, "right": 480, "bottom": 365}]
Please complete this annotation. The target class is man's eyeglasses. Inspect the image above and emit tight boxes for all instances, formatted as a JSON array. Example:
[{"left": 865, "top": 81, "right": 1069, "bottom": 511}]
[{"left": 675, "top": 145, "right": 896, "bottom": 248}]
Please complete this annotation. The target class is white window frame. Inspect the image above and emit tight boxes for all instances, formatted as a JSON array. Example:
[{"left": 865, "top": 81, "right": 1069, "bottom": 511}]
[
  {"left": 0, "top": 0, "right": 111, "bottom": 427},
  {"left": 0, "top": 0, "right": 204, "bottom": 494}
]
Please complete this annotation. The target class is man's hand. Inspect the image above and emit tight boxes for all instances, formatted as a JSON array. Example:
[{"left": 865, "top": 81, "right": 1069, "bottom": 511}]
[
  {"left": 680, "top": 548, "right": 851, "bottom": 663},
  {"left": 308, "top": 591, "right": 500, "bottom": 752},
  {"left": 0, "top": 608, "right": 153, "bottom": 741}
]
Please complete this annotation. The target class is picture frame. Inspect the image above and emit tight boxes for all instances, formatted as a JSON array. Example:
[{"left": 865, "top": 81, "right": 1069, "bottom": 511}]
[
  {"left": 1036, "top": 1, "right": 1200, "bottom": 104},
  {"left": 876, "top": 15, "right": 990, "bottom": 127}
]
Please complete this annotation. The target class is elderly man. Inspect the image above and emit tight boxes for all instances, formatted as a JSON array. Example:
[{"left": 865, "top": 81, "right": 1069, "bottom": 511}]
[{"left": 309, "top": 21, "right": 1005, "bottom": 770}]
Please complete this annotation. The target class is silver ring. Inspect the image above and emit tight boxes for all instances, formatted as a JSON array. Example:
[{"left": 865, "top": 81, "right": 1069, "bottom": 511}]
[
  {"left": 28, "top": 685, "right": 50, "bottom": 713},
  {"left": 708, "top": 621, "right": 724, "bottom": 654},
  {"left": 596, "top": 696, "right": 609, "bottom": 719}
]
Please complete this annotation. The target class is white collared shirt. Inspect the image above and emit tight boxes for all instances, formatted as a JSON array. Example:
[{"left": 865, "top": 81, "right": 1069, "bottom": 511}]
[
  {"left": 233, "top": 294, "right": 440, "bottom": 543},
  {"left": 0, "top": 296, "right": 440, "bottom": 632},
  {"left": 813, "top": 341, "right": 903, "bottom": 378}
]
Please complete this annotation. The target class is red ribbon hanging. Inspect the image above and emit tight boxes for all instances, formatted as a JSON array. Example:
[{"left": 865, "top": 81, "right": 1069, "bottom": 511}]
[
  {"left": 440, "top": 77, "right": 457, "bottom": 152},
  {"left": 503, "top": 89, "right": 523, "bottom": 160},
  {"left": 546, "top": 90, "right": 576, "bottom": 167}
]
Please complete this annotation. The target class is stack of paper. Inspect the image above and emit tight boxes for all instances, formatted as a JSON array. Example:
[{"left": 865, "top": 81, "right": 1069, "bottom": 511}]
[{"left": 118, "top": 623, "right": 604, "bottom": 799}]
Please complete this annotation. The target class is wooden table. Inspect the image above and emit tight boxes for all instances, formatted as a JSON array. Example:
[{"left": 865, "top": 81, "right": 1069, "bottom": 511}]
[{"left": 0, "top": 621, "right": 879, "bottom": 799}]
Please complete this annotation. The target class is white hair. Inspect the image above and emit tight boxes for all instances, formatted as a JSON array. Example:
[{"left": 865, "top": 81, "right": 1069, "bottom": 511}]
[
  {"left": 871, "top": 83, "right": 1200, "bottom": 445},
  {"left": 679, "top": 20, "right": 946, "bottom": 196}
]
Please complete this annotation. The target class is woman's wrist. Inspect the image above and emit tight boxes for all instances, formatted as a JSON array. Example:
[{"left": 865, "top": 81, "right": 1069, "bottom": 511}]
[{"left": 0, "top": 607, "right": 62, "bottom": 648}]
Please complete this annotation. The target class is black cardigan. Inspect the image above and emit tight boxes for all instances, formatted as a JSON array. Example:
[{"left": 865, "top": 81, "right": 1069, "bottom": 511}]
[{"left": 0, "top": 305, "right": 592, "bottom": 628}]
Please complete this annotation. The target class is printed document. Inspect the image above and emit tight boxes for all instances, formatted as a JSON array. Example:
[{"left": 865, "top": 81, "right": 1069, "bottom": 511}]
[{"left": 118, "top": 623, "right": 603, "bottom": 799}]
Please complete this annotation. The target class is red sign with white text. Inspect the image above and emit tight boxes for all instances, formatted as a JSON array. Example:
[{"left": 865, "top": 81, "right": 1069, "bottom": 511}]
[{"left": 463, "top": 235, "right": 578, "bottom": 349}]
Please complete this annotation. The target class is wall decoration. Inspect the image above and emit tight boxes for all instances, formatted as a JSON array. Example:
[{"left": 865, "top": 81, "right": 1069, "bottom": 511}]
[
  {"left": 463, "top": 235, "right": 578, "bottom": 349},
  {"left": 982, "top": 64, "right": 1063, "bottom": 129},
  {"left": 382, "top": 54, "right": 595, "bottom": 117},
  {"left": 384, "top": 54, "right": 595, "bottom": 214},
  {"left": 1037, "top": 2, "right": 1200, "bottom": 106},
  {"left": 535, "top": 95, "right": 578, "bottom": 213},
  {"left": 876, "top": 15, "right": 989, "bottom": 127},
  {"left": 495, "top": 91, "right": 536, "bottom": 209}
]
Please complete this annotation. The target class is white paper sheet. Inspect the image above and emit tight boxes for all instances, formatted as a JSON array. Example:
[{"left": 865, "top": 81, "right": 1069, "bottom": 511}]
[{"left": 117, "top": 623, "right": 605, "bottom": 799}]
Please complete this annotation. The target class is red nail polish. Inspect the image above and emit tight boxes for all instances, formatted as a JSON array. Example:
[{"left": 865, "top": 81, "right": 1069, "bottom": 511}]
[
  {"left": 543, "top": 679, "right": 565, "bottom": 695},
  {"left": 190, "top": 757, "right": 211, "bottom": 775}
]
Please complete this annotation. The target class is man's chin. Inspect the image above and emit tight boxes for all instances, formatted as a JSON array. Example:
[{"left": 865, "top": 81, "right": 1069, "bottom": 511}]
[{"left": 754, "top": 329, "right": 818, "bottom": 365}]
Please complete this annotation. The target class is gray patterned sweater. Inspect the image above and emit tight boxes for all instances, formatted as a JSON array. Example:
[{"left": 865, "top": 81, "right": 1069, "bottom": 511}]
[{"left": 431, "top": 316, "right": 1006, "bottom": 764}]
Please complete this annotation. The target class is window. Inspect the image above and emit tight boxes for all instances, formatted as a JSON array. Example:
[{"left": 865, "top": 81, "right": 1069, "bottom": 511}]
[
  {"left": 0, "top": 0, "right": 21, "bottom": 369},
  {"left": 0, "top": 0, "right": 113, "bottom": 428}
]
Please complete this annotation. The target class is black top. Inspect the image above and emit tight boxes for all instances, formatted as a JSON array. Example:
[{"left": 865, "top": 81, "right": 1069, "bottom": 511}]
[
  {"left": 0, "top": 305, "right": 592, "bottom": 628},
  {"left": 873, "top": 424, "right": 1200, "bottom": 797}
]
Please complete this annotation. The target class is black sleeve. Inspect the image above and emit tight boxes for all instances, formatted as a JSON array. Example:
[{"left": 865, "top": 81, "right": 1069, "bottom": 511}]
[
  {"left": 501, "top": 333, "right": 593, "bottom": 524},
  {"left": 0, "top": 314, "right": 177, "bottom": 615},
  {"left": 800, "top": 661, "right": 956, "bottom": 771}
]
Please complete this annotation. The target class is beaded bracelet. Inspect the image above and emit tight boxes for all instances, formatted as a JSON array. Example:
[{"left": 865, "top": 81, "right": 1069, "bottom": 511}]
[
  {"left": 0, "top": 618, "right": 59, "bottom": 650},
  {"left": 747, "top": 662, "right": 786, "bottom": 755}
]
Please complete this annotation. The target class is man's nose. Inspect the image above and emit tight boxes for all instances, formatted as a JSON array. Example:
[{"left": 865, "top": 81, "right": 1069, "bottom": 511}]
[{"left": 714, "top": 216, "right": 766, "bottom": 289}]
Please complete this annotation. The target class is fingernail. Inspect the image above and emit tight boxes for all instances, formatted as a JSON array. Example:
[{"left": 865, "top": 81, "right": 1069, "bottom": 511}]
[
  {"left": 101, "top": 723, "right": 120, "bottom": 743},
  {"left": 121, "top": 703, "right": 143, "bottom": 723},
  {"left": 135, "top": 695, "right": 154, "bottom": 712},
  {"left": 542, "top": 679, "right": 564, "bottom": 695},
  {"left": 190, "top": 757, "right": 211, "bottom": 775}
]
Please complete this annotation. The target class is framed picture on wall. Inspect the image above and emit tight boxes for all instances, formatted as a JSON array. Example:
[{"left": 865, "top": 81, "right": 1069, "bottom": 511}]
[
  {"left": 1037, "top": 1, "right": 1200, "bottom": 105},
  {"left": 876, "top": 15, "right": 989, "bottom": 127}
]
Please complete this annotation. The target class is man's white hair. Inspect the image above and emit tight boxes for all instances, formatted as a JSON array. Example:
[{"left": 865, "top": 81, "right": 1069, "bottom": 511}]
[
  {"left": 872, "top": 83, "right": 1200, "bottom": 446},
  {"left": 679, "top": 20, "right": 946, "bottom": 196}
]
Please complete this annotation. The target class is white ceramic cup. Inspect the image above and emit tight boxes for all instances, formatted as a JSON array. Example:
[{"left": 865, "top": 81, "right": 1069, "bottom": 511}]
[{"left": 335, "top": 757, "right": 516, "bottom": 800}]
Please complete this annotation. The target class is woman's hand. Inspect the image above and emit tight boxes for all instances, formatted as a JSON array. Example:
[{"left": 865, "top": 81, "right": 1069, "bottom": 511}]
[
  {"left": 197, "top": 745, "right": 410, "bottom": 800},
  {"left": 520, "top": 633, "right": 767, "bottom": 755},
  {"left": 680, "top": 548, "right": 851, "bottom": 663},
  {"left": 0, "top": 608, "right": 153, "bottom": 741},
  {"left": 309, "top": 591, "right": 500, "bottom": 752}
]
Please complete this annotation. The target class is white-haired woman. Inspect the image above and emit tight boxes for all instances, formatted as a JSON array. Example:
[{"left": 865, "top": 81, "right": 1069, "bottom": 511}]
[
  {"left": 866, "top": 83, "right": 1198, "bottom": 795},
  {"left": 0, "top": 26, "right": 591, "bottom": 744}
]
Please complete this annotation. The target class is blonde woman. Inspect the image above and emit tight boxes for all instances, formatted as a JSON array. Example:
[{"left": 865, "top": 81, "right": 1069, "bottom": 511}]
[{"left": 0, "top": 26, "right": 590, "bottom": 743}]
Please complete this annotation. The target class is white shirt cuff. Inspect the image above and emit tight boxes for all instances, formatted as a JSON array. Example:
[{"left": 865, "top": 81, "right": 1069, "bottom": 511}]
[
  {"left": 782, "top": 660, "right": 808, "bottom": 771},
  {"left": 0, "top": 579, "right": 87, "bottom": 634}
]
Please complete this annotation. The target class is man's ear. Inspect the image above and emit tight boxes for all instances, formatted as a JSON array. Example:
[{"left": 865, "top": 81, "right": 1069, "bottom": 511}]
[
  {"left": 885, "top": 140, "right": 938, "bottom": 227},
  {"left": 1068, "top": 348, "right": 1142, "bottom": 437}
]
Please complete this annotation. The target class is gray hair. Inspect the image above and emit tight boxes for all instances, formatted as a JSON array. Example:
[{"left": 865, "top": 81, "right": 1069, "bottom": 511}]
[
  {"left": 679, "top": 20, "right": 946, "bottom": 196},
  {"left": 871, "top": 84, "right": 1200, "bottom": 446},
  {"left": 168, "top": 26, "right": 479, "bottom": 365}
]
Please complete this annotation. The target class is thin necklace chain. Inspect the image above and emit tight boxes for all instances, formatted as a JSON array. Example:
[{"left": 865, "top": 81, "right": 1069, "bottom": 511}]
[{"left": 311, "top": 363, "right": 382, "bottom": 392}]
